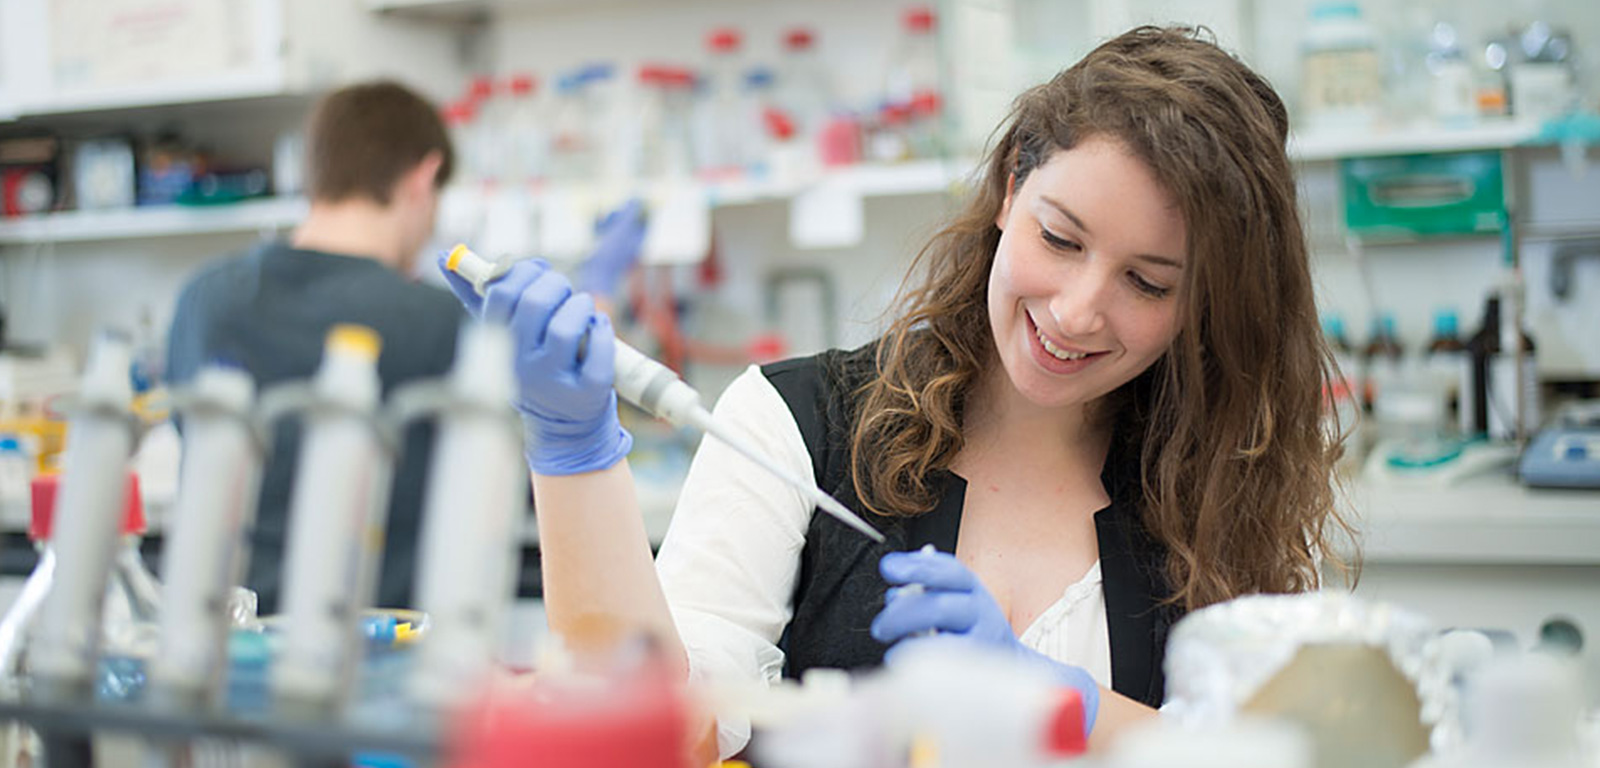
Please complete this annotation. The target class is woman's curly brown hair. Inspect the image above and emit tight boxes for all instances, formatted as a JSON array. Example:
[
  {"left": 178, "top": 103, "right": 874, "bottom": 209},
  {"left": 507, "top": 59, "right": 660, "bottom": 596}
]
[{"left": 849, "top": 26, "right": 1356, "bottom": 612}]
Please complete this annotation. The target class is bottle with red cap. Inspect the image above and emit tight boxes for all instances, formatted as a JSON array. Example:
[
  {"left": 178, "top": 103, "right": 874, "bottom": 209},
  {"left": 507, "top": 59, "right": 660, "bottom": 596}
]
[
  {"left": 773, "top": 26, "right": 838, "bottom": 177},
  {"left": 882, "top": 5, "right": 946, "bottom": 160},
  {"left": 442, "top": 100, "right": 480, "bottom": 186},
  {"left": 634, "top": 65, "right": 698, "bottom": 181},
  {"left": 693, "top": 27, "right": 753, "bottom": 177},
  {"left": 502, "top": 73, "right": 546, "bottom": 185},
  {"left": 464, "top": 75, "right": 501, "bottom": 184}
]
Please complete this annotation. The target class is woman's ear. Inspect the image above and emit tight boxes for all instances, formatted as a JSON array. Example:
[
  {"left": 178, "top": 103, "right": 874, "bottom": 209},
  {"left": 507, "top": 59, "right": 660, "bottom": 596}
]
[{"left": 995, "top": 172, "right": 1016, "bottom": 231}]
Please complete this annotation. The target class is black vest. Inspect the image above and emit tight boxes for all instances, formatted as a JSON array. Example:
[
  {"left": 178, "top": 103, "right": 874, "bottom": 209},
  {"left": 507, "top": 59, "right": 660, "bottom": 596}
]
[{"left": 761, "top": 344, "right": 1179, "bottom": 708}]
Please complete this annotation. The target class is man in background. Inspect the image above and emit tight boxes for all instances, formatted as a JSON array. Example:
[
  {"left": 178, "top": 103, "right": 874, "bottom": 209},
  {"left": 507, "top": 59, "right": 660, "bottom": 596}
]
[{"left": 166, "top": 80, "right": 464, "bottom": 613}]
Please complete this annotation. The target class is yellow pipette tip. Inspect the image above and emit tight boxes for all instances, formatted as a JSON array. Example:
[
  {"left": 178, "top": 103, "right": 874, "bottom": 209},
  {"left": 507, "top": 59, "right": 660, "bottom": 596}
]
[
  {"left": 446, "top": 243, "right": 471, "bottom": 273},
  {"left": 326, "top": 324, "right": 382, "bottom": 362}
]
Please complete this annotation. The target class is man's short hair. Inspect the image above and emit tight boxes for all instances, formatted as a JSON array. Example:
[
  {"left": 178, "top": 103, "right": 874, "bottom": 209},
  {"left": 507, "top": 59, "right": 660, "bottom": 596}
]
[{"left": 304, "top": 80, "right": 454, "bottom": 204}]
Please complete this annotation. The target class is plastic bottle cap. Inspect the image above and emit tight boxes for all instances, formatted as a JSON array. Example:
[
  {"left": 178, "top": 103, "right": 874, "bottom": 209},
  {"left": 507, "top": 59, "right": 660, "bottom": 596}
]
[
  {"left": 1043, "top": 688, "right": 1088, "bottom": 756},
  {"left": 784, "top": 28, "right": 815, "bottom": 50},
  {"left": 468, "top": 75, "right": 494, "bottom": 101},
  {"left": 30, "top": 472, "right": 145, "bottom": 541},
  {"left": 507, "top": 74, "right": 536, "bottom": 96},
  {"left": 639, "top": 65, "right": 694, "bottom": 88},
  {"left": 326, "top": 324, "right": 382, "bottom": 363},
  {"left": 904, "top": 6, "right": 936, "bottom": 33},
  {"left": 744, "top": 67, "right": 775, "bottom": 89},
  {"left": 707, "top": 28, "right": 741, "bottom": 52},
  {"left": 442, "top": 101, "right": 475, "bottom": 125}
]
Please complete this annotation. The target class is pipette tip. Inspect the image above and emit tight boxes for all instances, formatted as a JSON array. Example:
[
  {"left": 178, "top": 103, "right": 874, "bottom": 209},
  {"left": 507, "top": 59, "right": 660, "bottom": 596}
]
[{"left": 817, "top": 494, "right": 885, "bottom": 543}]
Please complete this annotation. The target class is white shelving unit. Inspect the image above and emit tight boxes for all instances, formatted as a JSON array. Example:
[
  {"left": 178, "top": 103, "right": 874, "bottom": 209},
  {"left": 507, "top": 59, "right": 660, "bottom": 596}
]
[
  {"left": 0, "top": 161, "right": 966, "bottom": 247},
  {"left": 0, "top": 197, "right": 306, "bottom": 246},
  {"left": 1289, "top": 119, "right": 1547, "bottom": 162}
]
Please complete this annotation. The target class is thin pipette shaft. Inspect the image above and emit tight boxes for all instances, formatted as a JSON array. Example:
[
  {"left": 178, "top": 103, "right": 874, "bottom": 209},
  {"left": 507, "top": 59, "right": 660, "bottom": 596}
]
[{"left": 690, "top": 411, "right": 884, "bottom": 543}]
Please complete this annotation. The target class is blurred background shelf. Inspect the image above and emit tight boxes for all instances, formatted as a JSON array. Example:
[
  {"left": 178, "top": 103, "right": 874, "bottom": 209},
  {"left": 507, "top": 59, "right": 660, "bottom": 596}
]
[
  {"left": 1289, "top": 119, "right": 1547, "bottom": 162},
  {"left": 0, "top": 197, "right": 307, "bottom": 245},
  {"left": 0, "top": 161, "right": 963, "bottom": 246}
]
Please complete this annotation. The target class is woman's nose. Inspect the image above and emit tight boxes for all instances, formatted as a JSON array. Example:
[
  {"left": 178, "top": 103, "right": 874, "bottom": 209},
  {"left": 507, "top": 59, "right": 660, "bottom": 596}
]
[{"left": 1049, "top": 268, "right": 1110, "bottom": 338}]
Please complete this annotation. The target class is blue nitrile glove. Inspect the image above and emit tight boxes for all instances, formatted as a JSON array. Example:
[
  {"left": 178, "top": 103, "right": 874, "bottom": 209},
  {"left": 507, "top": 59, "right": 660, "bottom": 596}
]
[
  {"left": 438, "top": 256, "right": 633, "bottom": 476},
  {"left": 577, "top": 198, "right": 647, "bottom": 299},
  {"left": 871, "top": 546, "right": 1102, "bottom": 733}
]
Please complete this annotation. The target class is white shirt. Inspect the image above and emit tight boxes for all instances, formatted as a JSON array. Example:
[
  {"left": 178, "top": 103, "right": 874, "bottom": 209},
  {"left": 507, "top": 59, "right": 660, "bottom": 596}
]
[{"left": 655, "top": 365, "right": 1113, "bottom": 758}]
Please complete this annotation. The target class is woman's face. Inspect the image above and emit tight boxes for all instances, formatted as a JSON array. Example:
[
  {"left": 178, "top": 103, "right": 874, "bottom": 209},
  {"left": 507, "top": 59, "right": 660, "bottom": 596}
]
[{"left": 988, "top": 135, "right": 1188, "bottom": 412}]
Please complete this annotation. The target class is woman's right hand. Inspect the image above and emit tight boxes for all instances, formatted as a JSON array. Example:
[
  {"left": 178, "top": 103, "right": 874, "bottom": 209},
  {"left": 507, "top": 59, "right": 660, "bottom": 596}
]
[{"left": 438, "top": 256, "right": 633, "bottom": 476}]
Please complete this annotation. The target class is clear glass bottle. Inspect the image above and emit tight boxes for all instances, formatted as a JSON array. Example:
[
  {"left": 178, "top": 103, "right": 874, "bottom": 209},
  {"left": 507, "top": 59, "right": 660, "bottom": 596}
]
[
  {"left": 693, "top": 27, "right": 751, "bottom": 177},
  {"left": 502, "top": 73, "right": 546, "bottom": 185},
  {"left": 1424, "top": 309, "right": 1468, "bottom": 430},
  {"left": 635, "top": 65, "right": 697, "bottom": 182},
  {"left": 774, "top": 27, "right": 835, "bottom": 175},
  {"left": 1299, "top": 2, "right": 1383, "bottom": 134},
  {"left": 882, "top": 5, "right": 944, "bottom": 160}
]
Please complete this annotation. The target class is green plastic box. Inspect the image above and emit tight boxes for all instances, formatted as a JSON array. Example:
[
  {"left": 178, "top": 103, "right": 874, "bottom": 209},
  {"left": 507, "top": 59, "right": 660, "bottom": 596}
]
[{"left": 1341, "top": 151, "right": 1506, "bottom": 239}]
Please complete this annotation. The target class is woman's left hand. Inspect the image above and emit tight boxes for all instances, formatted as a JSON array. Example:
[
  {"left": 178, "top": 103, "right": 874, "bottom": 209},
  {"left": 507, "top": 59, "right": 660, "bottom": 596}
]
[{"left": 872, "top": 546, "right": 1104, "bottom": 733}]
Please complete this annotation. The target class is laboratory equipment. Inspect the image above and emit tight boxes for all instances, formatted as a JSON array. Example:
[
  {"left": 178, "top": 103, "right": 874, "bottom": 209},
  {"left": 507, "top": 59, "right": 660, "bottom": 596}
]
[
  {"left": 1426, "top": 22, "right": 1476, "bottom": 126},
  {"left": 444, "top": 245, "right": 884, "bottom": 543},
  {"left": 1299, "top": 2, "right": 1382, "bottom": 134},
  {"left": 633, "top": 65, "right": 697, "bottom": 181},
  {"left": 27, "top": 331, "right": 139, "bottom": 703},
  {"left": 1107, "top": 718, "right": 1313, "bottom": 768},
  {"left": 774, "top": 27, "right": 835, "bottom": 176},
  {"left": 881, "top": 5, "right": 944, "bottom": 160},
  {"left": 1364, "top": 313, "right": 1404, "bottom": 414},
  {"left": 1341, "top": 151, "right": 1506, "bottom": 240},
  {"left": 1412, "top": 653, "right": 1589, "bottom": 768},
  {"left": 1425, "top": 310, "right": 1467, "bottom": 425},
  {"left": 749, "top": 640, "right": 1087, "bottom": 768},
  {"left": 1462, "top": 294, "right": 1539, "bottom": 441},
  {"left": 405, "top": 322, "right": 524, "bottom": 712},
  {"left": 0, "top": 471, "right": 153, "bottom": 768},
  {"left": 548, "top": 64, "right": 616, "bottom": 183},
  {"left": 272, "top": 325, "right": 396, "bottom": 716},
  {"left": 150, "top": 364, "right": 264, "bottom": 711},
  {"left": 1163, "top": 593, "right": 1474, "bottom": 762},
  {"left": 503, "top": 73, "right": 546, "bottom": 184},
  {"left": 694, "top": 28, "right": 753, "bottom": 176},
  {"left": 1518, "top": 427, "right": 1600, "bottom": 489}
]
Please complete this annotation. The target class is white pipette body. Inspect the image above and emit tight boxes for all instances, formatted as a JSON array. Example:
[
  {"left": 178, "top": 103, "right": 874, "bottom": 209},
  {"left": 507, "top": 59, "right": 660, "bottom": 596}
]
[
  {"left": 274, "top": 325, "right": 393, "bottom": 715},
  {"left": 28, "top": 332, "right": 136, "bottom": 701},
  {"left": 410, "top": 322, "right": 524, "bottom": 711},
  {"left": 151, "top": 364, "right": 263, "bottom": 710},
  {"left": 446, "top": 245, "right": 884, "bottom": 543}
]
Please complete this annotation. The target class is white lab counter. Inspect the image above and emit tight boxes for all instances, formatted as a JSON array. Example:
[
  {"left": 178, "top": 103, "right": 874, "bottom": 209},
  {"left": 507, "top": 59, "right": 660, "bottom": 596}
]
[
  {"left": 1348, "top": 475, "right": 1600, "bottom": 566},
  {"left": 1340, "top": 470, "right": 1600, "bottom": 703}
]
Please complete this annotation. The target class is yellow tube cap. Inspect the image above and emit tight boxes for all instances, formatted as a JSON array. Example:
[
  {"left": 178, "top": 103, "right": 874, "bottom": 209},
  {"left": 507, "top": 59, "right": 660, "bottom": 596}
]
[
  {"left": 446, "top": 243, "right": 471, "bottom": 273},
  {"left": 326, "top": 324, "right": 382, "bottom": 362}
]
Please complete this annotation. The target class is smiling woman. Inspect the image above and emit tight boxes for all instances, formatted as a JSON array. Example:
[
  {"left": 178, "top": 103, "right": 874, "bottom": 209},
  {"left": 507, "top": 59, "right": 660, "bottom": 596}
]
[
  {"left": 857, "top": 25, "right": 1349, "bottom": 613},
  {"left": 439, "top": 24, "right": 1355, "bottom": 761}
]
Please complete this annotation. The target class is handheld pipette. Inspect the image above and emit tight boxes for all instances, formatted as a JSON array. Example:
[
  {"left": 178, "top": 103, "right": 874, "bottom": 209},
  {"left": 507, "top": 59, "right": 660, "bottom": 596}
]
[{"left": 445, "top": 244, "right": 884, "bottom": 544}]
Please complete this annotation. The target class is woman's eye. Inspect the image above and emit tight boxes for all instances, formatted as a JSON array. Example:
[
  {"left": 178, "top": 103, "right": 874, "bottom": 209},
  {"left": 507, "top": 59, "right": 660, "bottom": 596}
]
[
  {"left": 1041, "top": 228, "right": 1081, "bottom": 252},
  {"left": 1129, "top": 272, "right": 1172, "bottom": 299}
]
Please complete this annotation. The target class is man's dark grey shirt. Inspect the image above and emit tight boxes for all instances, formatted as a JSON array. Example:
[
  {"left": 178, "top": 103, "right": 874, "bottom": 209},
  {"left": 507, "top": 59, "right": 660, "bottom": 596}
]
[{"left": 166, "top": 240, "right": 465, "bottom": 613}]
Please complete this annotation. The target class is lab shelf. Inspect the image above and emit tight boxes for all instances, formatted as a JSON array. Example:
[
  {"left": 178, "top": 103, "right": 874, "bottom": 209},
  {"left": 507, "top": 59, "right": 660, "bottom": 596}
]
[
  {"left": 1347, "top": 472, "right": 1600, "bottom": 566},
  {"left": 0, "top": 198, "right": 307, "bottom": 246},
  {"left": 1289, "top": 119, "right": 1545, "bottom": 162},
  {"left": 705, "top": 159, "right": 968, "bottom": 207},
  {"left": 0, "top": 162, "right": 963, "bottom": 248}
]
